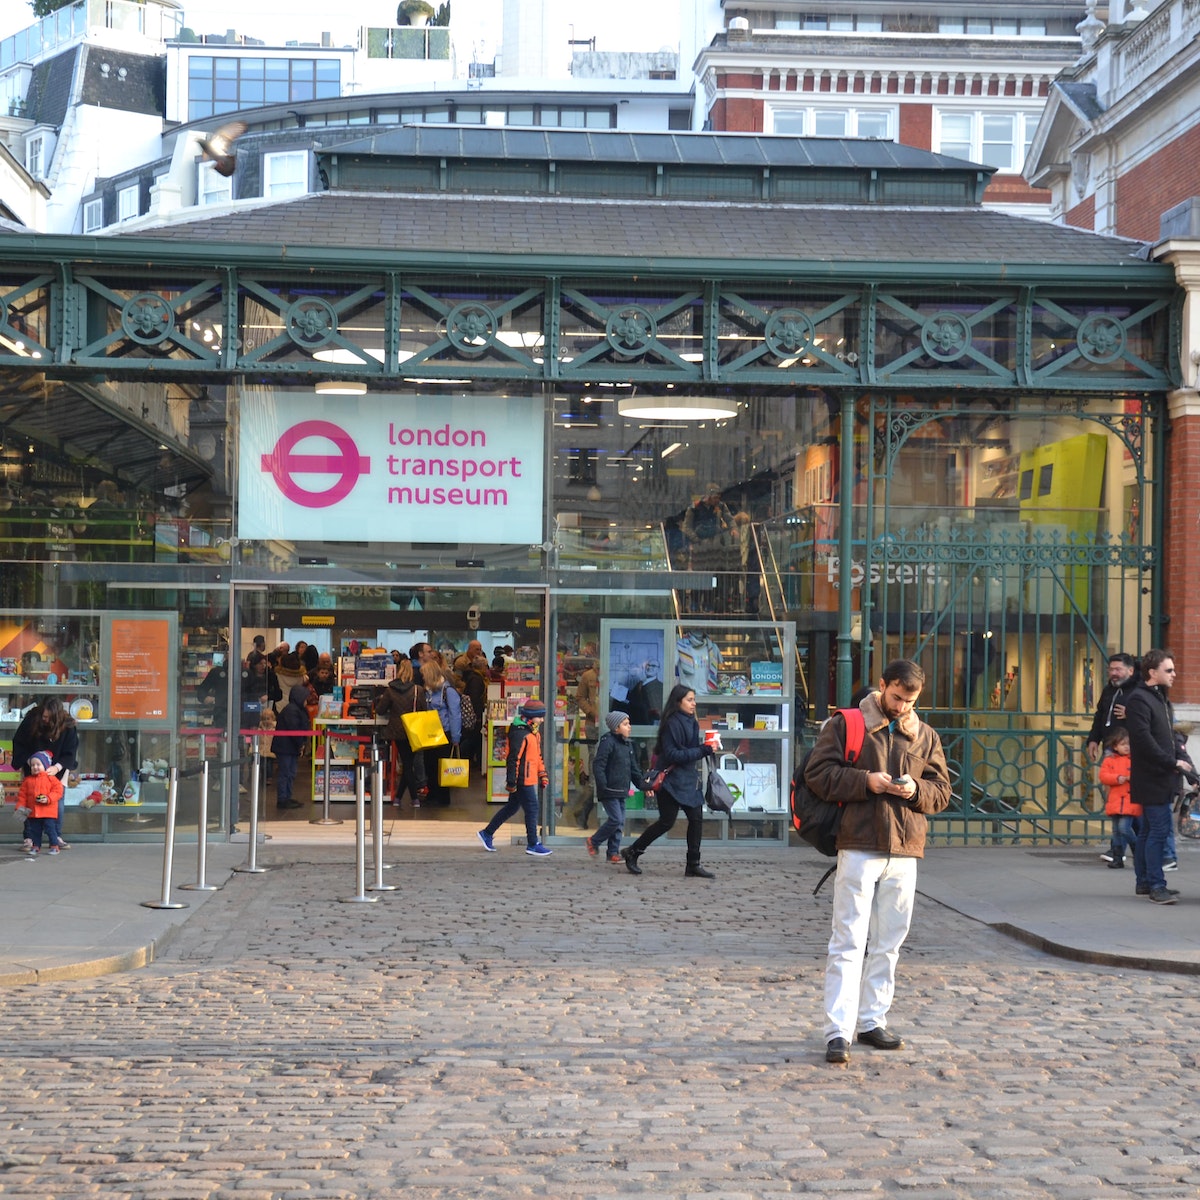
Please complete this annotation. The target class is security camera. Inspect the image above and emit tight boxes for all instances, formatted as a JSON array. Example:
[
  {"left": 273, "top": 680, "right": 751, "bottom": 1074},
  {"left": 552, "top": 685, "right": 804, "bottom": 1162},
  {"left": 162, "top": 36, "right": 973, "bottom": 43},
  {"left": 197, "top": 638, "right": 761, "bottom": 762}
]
[{"left": 467, "top": 604, "right": 481, "bottom": 630}]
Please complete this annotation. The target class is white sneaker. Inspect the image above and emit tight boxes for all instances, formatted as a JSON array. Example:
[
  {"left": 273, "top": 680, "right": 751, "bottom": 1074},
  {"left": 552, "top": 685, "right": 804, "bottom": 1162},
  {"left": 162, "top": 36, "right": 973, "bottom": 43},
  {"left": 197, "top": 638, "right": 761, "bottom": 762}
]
[{"left": 1164, "top": 860, "right": 1178, "bottom": 871}]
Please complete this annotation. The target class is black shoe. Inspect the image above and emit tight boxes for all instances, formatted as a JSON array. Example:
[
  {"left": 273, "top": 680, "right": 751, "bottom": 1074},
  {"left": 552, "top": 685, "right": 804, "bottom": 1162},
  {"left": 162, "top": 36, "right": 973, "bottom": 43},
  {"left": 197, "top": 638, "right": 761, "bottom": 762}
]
[
  {"left": 276, "top": 799, "right": 301, "bottom": 810},
  {"left": 1107, "top": 858, "right": 1125, "bottom": 869},
  {"left": 621, "top": 848, "right": 642, "bottom": 876},
  {"left": 1149, "top": 888, "right": 1179, "bottom": 904},
  {"left": 857, "top": 1027, "right": 904, "bottom": 1050},
  {"left": 685, "top": 864, "right": 716, "bottom": 879},
  {"left": 825, "top": 1037, "right": 850, "bottom": 1064},
  {"left": 1135, "top": 885, "right": 1151, "bottom": 896}
]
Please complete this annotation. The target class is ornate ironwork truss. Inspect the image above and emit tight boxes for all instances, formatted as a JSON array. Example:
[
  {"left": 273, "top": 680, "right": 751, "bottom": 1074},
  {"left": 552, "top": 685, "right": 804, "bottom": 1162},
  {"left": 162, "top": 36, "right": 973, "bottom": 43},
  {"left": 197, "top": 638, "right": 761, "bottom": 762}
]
[{"left": 0, "top": 254, "right": 1180, "bottom": 392}]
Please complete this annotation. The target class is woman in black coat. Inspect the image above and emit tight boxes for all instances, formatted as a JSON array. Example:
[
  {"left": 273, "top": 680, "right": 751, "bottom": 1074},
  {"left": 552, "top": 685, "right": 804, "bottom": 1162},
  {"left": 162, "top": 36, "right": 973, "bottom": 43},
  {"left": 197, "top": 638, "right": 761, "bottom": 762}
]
[
  {"left": 374, "top": 658, "right": 429, "bottom": 807},
  {"left": 13, "top": 696, "right": 79, "bottom": 778},
  {"left": 621, "top": 683, "right": 717, "bottom": 879}
]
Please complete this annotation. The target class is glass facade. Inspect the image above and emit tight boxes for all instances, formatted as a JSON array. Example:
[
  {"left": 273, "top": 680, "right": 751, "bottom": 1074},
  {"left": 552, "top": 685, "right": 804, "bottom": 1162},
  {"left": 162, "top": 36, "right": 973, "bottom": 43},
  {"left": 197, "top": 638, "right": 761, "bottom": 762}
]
[
  {"left": 187, "top": 56, "right": 341, "bottom": 121},
  {"left": 0, "top": 223, "right": 1177, "bottom": 847}
]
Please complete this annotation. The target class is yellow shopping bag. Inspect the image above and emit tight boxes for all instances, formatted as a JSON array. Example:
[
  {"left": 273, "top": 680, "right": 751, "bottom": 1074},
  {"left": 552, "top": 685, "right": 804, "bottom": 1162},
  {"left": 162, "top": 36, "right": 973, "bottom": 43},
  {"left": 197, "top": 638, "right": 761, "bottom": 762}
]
[
  {"left": 402, "top": 709, "right": 448, "bottom": 751},
  {"left": 438, "top": 757, "right": 470, "bottom": 788}
]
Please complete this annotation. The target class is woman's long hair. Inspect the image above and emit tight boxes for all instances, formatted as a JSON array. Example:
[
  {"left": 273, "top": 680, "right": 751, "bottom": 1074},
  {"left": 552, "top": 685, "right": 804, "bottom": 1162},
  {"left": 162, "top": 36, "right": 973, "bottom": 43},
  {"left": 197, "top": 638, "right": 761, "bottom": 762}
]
[
  {"left": 421, "top": 661, "right": 445, "bottom": 691},
  {"left": 38, "top": 696, "right": 74, "bottom": 742},
  {"left": 654, "top": 683, "right": 695, "bottom": 756}
]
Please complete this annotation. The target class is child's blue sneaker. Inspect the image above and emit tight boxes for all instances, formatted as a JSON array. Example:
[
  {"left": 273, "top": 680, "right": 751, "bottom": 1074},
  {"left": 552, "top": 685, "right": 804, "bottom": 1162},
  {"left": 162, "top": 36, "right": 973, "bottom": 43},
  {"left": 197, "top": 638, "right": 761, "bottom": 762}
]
[
  {"left": 477, "top": 830, "right": 496, "bottom": 852},
  {"left": 526, "top": 843, "right": 553, "bottom": 857}
]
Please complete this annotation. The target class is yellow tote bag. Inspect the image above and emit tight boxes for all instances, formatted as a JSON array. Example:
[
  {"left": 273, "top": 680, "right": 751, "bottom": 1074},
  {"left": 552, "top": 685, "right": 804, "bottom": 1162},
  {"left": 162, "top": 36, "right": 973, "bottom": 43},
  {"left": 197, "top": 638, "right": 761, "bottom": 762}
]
[
  {"left": 402, "top": 709, "right": 448, "bottom": 751},
  {"left": 438, "top": 757, "right": 470, "bottom": 788}
]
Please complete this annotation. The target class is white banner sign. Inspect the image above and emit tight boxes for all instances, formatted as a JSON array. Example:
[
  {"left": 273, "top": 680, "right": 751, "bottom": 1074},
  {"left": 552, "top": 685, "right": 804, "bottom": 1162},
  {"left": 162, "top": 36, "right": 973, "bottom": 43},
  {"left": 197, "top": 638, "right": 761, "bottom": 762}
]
[{"left": 238, "top": 393, "right": 545, "bottom": 544}]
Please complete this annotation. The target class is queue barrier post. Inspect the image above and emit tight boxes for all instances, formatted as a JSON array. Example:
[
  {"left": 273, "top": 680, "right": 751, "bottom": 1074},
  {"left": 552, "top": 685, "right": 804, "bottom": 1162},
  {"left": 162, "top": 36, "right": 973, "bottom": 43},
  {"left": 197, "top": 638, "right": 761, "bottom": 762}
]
[
  {"left": 311, "top": 725, "right": 343, "bottom": 826},
  {"left": 340, "top": 761, "right": 378, "bottom": 903},
  {"left": 179, "top": 757, "right": 218, "bottom": 892},
  {"left": 368, "top": 740, "right": 396, "bottom": 892},
  {"left": 234, "top": 735, "right": 269, "bottom": 874},
  {"left": 141, "top": 766, "right": 188, "bottom": 910}
]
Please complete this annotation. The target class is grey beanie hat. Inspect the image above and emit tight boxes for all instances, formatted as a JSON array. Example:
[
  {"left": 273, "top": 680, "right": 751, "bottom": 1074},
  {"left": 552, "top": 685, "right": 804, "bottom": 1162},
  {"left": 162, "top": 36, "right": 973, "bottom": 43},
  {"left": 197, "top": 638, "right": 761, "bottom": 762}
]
[{"left": 605, "top": 711, "right": 627, "bottom": 734}]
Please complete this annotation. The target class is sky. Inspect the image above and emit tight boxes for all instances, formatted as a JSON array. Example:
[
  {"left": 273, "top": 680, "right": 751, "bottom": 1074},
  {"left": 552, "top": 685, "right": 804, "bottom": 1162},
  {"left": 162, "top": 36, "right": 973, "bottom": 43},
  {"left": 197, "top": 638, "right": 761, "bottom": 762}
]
[{"left": 1, "top": 1, "right": 683, "bottom": 54}]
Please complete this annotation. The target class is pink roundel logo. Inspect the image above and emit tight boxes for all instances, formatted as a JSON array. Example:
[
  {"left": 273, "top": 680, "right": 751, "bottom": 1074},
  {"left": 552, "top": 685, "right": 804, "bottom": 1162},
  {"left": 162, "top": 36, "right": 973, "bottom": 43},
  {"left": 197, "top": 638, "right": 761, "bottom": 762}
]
[{"left": 260, "top": 420, "right": 370, "bottom": 508}]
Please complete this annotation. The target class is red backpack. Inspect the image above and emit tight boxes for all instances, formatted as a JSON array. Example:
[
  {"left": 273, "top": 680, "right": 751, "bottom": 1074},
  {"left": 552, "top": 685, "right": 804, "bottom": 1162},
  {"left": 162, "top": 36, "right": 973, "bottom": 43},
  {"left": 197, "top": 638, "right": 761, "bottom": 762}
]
[{"left": 790, "top": 708, "right": 867, "bottom": 882}]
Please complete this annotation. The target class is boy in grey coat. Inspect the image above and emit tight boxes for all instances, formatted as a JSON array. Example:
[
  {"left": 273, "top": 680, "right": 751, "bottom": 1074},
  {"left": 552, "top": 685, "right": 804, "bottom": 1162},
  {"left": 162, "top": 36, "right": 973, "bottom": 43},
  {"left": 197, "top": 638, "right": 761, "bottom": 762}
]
[{"left": 587, "top": 712, "right": 649, "bottom": 862}]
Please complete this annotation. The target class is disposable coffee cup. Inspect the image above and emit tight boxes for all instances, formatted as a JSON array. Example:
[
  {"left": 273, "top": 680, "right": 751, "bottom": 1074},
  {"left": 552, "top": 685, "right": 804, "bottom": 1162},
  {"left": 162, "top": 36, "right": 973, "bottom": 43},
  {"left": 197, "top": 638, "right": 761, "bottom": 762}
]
[{"left": 704, "top": 730, "right": 722, "bottom": 750}]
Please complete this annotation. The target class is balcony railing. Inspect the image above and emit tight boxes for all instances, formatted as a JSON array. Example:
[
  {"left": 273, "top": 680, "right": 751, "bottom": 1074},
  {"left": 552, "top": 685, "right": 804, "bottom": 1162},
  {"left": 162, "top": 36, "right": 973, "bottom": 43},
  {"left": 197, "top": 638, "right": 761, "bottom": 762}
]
[{"left": 0, "top": 0, "right": 183, "bottom": 72}]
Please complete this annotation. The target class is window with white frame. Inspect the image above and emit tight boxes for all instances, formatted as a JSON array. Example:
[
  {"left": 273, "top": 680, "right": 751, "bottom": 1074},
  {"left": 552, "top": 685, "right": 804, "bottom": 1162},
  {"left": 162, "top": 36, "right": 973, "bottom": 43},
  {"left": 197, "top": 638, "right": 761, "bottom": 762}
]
[
  {"left": 263, "top": 150, "right": 308, "bottom": 198},
  {"left": 26, "top": 135, "right": 43, "bottom": 178},
  {"left": 197, "top": 161, "right": 233, "bottom": 206},
  {"left": 938, "top": 17, "right": 1047, "bottom": 35},
  {"left": 117, "top": 184, "right": 139, "bottom": 222},
  {"left": 768, "top": 106, "right": 895, "bottom": 140},
  {"left": 935, "top": 110, "right": 1038, "bottom": 171},
  {"left": 82, "top": 198, "right": 103, "bottom": 233}
]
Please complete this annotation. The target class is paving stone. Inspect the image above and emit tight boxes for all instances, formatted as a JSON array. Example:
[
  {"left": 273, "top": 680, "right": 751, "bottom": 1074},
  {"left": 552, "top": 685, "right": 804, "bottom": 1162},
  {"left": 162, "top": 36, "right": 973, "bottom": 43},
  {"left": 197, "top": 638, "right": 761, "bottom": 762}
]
[{"left": 0, "top": 847, "right": 1198, "bottom": 1198}]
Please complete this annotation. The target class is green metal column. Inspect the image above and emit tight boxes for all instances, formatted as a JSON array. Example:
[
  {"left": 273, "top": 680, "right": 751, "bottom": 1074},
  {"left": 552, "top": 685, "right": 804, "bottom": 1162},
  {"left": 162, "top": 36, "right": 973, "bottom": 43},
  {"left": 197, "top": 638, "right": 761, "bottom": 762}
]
[{"left": 835, "top": 395, "right": 855, "bottom": 704}]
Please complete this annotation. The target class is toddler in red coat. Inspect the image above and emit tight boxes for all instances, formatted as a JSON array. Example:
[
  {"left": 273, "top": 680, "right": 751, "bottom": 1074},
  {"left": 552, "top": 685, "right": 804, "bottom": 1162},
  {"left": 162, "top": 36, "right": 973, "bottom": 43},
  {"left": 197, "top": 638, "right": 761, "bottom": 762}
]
[{"left": 18, "top": 750, "right": 66, "bottom": 855}]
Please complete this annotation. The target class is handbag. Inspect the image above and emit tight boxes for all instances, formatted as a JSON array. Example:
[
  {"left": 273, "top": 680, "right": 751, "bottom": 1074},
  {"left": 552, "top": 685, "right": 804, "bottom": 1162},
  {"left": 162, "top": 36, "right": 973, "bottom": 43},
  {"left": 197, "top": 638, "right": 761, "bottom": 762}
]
[
  {"left": 401, "top": 709, "right": 448, "bottom": 751},
  {"left": 642, "top": 762, "right": 673, "bottom": 793},
  {"left": 705, "top": 769, "right": 737, "bottom": 817},
  {"left": 438, "top": 756, "right": 470, "bottom": 788}
]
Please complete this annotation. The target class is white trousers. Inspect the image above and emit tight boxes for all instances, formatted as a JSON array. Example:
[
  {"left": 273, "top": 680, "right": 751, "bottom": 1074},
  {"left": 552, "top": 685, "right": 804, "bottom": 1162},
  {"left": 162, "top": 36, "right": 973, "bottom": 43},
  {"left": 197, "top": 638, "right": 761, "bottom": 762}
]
[{"left": 823, "top": 849, "right": 918, "bottom": 1042}]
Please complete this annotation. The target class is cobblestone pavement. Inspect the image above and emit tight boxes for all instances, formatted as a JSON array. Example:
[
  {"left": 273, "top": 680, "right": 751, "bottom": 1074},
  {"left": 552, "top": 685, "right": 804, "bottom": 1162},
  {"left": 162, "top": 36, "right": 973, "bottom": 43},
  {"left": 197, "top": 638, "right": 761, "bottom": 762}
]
[{"left": 1, "top": 845, "right": 1197, "bottom": 1199}]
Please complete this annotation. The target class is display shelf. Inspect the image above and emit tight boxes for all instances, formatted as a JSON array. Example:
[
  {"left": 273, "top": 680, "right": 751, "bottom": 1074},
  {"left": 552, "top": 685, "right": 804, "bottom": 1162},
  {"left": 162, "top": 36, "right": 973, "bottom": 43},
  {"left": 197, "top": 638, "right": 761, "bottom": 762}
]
[
  {"left": 600, "top": 617, "right": 795, "bottom": 843},
  {"left": 313, "top": 716, "right": 386, "bottom": 801},
  {"left": 0, "top": 680, "right": 99, "bottom": 691},
  {"left": 180, "top": 630, "right": 226, "bottom": 728}
]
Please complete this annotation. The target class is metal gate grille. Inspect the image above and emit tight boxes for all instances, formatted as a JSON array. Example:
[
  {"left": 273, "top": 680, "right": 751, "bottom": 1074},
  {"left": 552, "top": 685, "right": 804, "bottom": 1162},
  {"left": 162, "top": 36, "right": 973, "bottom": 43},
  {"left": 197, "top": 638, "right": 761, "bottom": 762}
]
[{"left": 763, "top": 392, "right": 1163, "bottom": 844}]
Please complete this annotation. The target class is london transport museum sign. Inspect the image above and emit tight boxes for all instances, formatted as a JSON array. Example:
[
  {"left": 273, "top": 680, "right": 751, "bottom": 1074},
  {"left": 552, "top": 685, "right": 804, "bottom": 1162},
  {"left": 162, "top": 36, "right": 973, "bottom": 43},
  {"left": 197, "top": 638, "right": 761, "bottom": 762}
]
[{"left": 239, "top": 394, "right": 544, "bottom": 544}]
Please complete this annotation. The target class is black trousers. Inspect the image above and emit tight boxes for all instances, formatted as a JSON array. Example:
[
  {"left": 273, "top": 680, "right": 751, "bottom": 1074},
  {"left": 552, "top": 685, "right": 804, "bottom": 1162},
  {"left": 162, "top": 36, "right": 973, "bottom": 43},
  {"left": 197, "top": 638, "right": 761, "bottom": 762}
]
[{"left": 626, "top": 793, "right": 703, "bottom": 865}]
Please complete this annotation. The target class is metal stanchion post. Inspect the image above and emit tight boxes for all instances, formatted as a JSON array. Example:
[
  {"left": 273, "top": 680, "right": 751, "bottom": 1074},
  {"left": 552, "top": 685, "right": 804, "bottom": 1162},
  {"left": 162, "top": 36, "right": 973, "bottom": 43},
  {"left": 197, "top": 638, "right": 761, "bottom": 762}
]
[
  {"left": 180, "top": 758, "right": 217, "bottom": 892},
  {"left": 234, "top": 736, "right": 268, "bottom": 874},
  {"left": 141, "top": 767, "right": 187, "bottom": 910},
  {"left": 368, "top": 746, "right": 396, "bottom": 892},
  {"left": 311, "top": 725, "right": 343, "bottom": 825},
  {"left": 340, "top": 762, "right": 377, "bottom": 903}
]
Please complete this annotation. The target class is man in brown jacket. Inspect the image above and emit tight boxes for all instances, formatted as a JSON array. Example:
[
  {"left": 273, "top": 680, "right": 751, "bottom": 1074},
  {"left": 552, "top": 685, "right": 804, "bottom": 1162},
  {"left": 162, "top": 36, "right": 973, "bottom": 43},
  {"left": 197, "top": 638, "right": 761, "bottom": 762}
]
[{"left": 804, "top": 658, "right": 952, "bottom": 1064}]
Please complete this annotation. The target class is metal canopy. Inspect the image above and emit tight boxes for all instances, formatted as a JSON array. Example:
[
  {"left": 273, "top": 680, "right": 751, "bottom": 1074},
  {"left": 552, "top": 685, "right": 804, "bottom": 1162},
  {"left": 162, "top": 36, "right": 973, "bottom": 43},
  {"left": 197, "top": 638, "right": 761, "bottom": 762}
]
[{"left": 0, "top": 376, "right": 211, "bottom": 492}]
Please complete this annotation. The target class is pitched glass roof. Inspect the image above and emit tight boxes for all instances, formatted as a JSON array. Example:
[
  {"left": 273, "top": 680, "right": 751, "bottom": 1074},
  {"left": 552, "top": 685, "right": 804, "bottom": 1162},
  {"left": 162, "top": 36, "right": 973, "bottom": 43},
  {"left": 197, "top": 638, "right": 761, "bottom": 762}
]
[{"left": 321, "top": 125, "right": 983, "bottom": 174}]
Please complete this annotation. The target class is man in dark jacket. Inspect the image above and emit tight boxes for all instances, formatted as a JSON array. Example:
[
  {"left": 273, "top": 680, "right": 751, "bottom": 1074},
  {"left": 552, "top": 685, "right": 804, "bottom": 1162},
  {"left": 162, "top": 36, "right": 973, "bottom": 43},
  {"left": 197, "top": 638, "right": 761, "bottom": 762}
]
[
  {"left": 271, "top": 683, "right": 312, "bottom": 811},
  {"left": 1086, "top": 652, "right": 1138, "bottom": 762},
  {"left": 804, "top": 659, "right": 952, "bottom": 1065},
  {"left": 1124, "top": 649, "right": 1188, "bottom": 904}
]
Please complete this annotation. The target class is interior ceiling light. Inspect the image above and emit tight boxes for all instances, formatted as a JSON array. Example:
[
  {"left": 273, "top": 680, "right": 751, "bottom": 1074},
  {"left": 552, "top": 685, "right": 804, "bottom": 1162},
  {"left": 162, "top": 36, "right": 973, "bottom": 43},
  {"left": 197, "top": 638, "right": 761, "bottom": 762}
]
[
  {"left": 617, "top": 396, "right": 739, "bottom": 421},
  {"left": 313, "top": 347, "right": 392, "bottom": 363},
  {"left": 315, "top": 380, "right": 368, "bottom": 396}
]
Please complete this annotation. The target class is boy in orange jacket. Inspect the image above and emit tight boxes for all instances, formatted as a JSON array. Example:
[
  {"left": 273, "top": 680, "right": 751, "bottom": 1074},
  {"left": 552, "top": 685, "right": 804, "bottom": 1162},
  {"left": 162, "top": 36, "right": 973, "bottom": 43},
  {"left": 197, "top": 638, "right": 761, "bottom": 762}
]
[
  {"left": 477, "top": 700, "right": 553, "bottom": 856},
  {"left": 18, "top": 750, "right": 67, "bottom": 856},
  {"left": 1099, "top": 728, "right": 1138, "bottom": 870}
]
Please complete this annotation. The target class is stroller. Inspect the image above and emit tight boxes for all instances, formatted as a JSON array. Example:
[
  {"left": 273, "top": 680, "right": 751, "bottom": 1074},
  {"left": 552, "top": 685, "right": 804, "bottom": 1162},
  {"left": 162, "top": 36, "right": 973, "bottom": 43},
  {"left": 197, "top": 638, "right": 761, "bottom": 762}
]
[{"left": 1177, "top": 766, "right": 1200, "bottom": 841}]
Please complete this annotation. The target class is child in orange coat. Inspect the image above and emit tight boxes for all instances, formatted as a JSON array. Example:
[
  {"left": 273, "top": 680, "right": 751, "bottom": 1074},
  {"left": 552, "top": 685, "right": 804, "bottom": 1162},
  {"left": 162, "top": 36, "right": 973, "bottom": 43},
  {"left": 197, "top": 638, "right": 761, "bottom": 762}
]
[
  {"left": 477, "top": 699, "right": 553, "bottom": 856},
  {"left": 18, "top": 750, "right": 67, "bottom": 856},
  {"left": 1098, "top": 728, "right": 1139, "bottom": 870}
]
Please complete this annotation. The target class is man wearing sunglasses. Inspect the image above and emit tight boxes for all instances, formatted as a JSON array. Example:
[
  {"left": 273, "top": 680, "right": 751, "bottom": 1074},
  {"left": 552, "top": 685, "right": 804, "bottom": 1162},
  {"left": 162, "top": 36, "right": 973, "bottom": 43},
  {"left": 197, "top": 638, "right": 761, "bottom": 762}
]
[{"left": 1124, "top": 649, "right": 1190, "bottom": 905}]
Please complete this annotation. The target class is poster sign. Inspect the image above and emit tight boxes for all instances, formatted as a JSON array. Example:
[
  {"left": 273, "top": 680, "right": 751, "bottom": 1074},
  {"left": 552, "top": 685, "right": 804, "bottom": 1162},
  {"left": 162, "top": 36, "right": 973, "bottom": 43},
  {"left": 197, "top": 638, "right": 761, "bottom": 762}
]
[
  {"left": 103, "top": 614, "right": 176, "bottom": 727},
  {"left": 601, "top": 620, "right": 672, "bottom": 731},
  {"left": 238, "top": 392, "right": 545, "bottom": 544}
]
